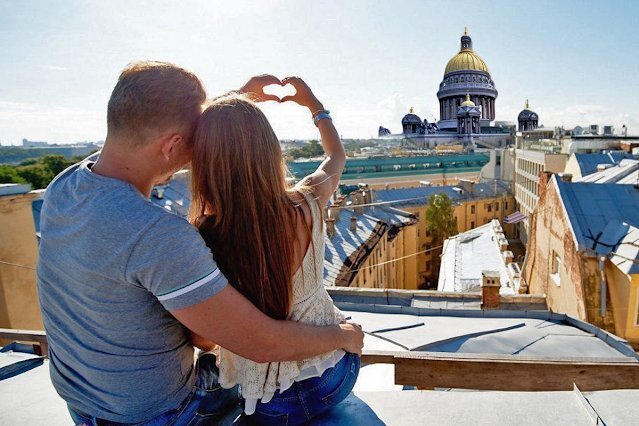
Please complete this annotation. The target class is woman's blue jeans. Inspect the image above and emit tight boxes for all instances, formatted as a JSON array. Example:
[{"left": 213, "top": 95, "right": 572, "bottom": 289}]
[
  {"left": 247, "top": 352, "right": 361, "bottom": 426},
  {"left": 68, "top": 353, "right": 240, "bottom": 425}
]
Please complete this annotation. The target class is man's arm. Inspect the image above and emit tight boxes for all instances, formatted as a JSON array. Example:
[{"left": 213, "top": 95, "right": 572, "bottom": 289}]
[{"left": 171, "top": 285, "right": 363, "bottom": 363}]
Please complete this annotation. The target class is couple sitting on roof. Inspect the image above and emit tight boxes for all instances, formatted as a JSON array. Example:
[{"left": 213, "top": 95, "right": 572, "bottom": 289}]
[{"left": 36, "top": 62, "right": 363, "bottom": 425}]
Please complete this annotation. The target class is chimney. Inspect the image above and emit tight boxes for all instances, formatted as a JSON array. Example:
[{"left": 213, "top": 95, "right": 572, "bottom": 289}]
[
  {"left": 325, "top": 217, "right": 336, "bottom": 238},
  {"left": 458, "top": 179, "right": 475, "bottom": 194},
  {"left": 558, "top": 173, "right": 573, "bottom": 182},
  {"left": 503, "top": 251, "right": 514, "bottom": 264},
  {"left": 350, "top": 216, "right": 357, "bottom": 232},
  {"left": 481, "top": 271, "right": 501, "bottom": 309},
  {"left": 328, "top": 204, "right": 341, "bottom": 221},
  {"left": 352, "top": 192, "right": 365, "bottom": 214}
]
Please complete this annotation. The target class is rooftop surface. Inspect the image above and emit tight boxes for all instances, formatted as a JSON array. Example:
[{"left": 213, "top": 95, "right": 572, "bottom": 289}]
[
  {"left": 329, "top": 289, "right": 638, "bottom": 363},
  {"left": 3, "top": 289, "right": 638, "bottom": 425},
  {"left": 4, "top": 349, "right": 639, "bottom": 425},
  {"left": 575, "top": 158, "right": 639, "bottom": 184},
  {"left": 572, "top": 151, "right": 635, "bottom": 177},
  {"left": 554, "top": 176, "right": 639, "bottom": 273},
  {"left": 374, "top": 181, "right": 510, "bottom": 207},
  {"left": 438, "top": 220, "right": 519, "bottom": 295}
]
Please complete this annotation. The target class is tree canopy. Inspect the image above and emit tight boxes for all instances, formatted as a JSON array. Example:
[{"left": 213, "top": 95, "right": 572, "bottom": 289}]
[
  {"left": 424, "top": 193, "right": 458, "bottom": 241},
  {"left": 422, "top": 193, "right": 458, "bottom": 289},
  {"left": 286, "top": 139, "right": 324, "bottom": 159},
  {"left": 0, "top": 154, "right": 90, "bottom": 189}
]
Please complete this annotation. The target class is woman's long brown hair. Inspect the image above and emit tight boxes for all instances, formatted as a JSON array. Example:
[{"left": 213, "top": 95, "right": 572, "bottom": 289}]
[{"left": 189, "top": 95, "right": 304, "bottom": 320}]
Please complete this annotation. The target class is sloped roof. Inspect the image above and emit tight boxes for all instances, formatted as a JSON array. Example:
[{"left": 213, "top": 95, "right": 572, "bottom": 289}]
[
  {"left": 572, "top": 151, "right": 635, "bottom": 177},
  {"left": 323, "top": 205, "right": 416, "bottom": 287},
  {"left": 576, "top": 159, "right": 639, "bottom": 184},
  {"left": 438, "top": 220, "right": 517, "bottom": 295},
  {"left": 374, "top": 181, "right": 510, "bottom": 208},
  {"left": 554, "top": 176, "right": 639, "bottom": 273}
]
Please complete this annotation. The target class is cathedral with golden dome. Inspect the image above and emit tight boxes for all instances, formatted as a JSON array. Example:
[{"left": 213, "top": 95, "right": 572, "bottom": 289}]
[
  {"left": 378, "top": 29, "right": 517, "bottom": 149},
  {"left": 436, "top": 28, "right": 498, "bottom": 131}
]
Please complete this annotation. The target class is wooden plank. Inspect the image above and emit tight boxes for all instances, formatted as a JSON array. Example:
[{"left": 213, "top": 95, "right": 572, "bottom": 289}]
[
  {"left": 0, "top": 328, "right": 47, "bottom": 343},
  {"left": 361, "top": 350, "right": 396, "bottom": 365},
  {"left": 0, "top": 328, "right": 48, "bottom": 358},
  {"left": 394, "top": 354, "right": 639, "bottom": 391},
  {"left": 362, "top": 349, "right": 639, "bottom": 391}
]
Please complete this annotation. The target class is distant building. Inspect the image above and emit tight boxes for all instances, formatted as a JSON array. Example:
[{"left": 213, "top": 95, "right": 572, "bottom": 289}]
[
  {"left": 374, "top": 181, "right": 516, "bottom": 288},
  {"left": 523, "top": 173, "right": 639, "bottom": 345},
  {"left": 517, "top": 100, "right": 538, "bottom": 132},
  {"left": 512, "top": 146, "right": 568, "bottom": 243},
  {"left": 22, "top": 138, "right": 48, "bottom": 147},
  {"left": 288, "top": 153, "right": 491, "bottom": 190},
  {"left": 438, "top": 219, "right": 522, "bottom": 295},
  {"left": 437, "top": 29, "right": 497, "bottom": 130},
  {"left": 377, "top": 30, "right": 513, "bottom": 150}
]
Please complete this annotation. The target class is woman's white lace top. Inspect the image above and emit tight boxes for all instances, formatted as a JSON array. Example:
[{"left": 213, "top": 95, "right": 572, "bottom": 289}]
[{"left": 214, "top": 192, "right": 346, "bottom": 414}]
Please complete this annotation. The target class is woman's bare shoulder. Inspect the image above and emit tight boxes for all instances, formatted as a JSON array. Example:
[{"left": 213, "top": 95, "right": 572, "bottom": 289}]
[{"left": 288, "top": 190, "right": 314, "bottom": 232}]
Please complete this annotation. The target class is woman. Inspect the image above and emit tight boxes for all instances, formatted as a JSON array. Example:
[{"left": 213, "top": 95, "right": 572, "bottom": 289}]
[{"left": 189, "top": 76, "right": 360, "bottom": 425}]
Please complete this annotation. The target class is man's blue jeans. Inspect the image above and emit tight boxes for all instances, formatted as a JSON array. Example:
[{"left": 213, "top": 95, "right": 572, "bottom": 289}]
[
  {"left": 68, "top": 353, "right": 240, "bottom": 425},
  {"left": 247, "top": 352, "right": 361, "bottom": 426}
]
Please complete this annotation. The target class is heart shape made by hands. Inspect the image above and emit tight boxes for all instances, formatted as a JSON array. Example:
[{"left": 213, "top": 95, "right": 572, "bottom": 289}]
[{"left": 263, "top": 83, "right": 296, "bottom": 101}]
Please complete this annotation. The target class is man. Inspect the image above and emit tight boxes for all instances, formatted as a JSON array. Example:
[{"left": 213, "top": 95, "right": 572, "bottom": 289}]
[{"left": 36, "top": 61, "right": 364, "bottom": 425}]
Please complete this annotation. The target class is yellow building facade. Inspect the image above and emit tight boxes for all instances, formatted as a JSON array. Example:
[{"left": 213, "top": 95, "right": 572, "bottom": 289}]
[
  {"left": 348, "top": 182, "right": 516, "bottom": 290},
  {"left": 0, "top": 185, "right": 43, "bottom": 332}
]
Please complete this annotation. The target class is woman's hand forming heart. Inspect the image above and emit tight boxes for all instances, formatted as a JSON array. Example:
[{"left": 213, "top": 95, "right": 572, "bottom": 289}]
[{"left": 238, "top": 74, "right": 282, "bottom": 103}]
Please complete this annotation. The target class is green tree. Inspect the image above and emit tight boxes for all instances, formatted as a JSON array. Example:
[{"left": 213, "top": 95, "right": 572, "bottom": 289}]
[
  {"left": 17, "top": 164, "right": 54, "bottom": 189},
  {"left": 41, "top": 155, "right": 73, "bottom": 175},
  {"left": 0, "top": 165, "right": 27, "bottom": 184},
  {"left": 0, "top": 154, "right": 82, "bottom": 189},
  {"left": 423, "top": 193, "right": 458, "bottom": 289},
  {"left": 286, "top": 140, "right": 324, "bottom": 159}
]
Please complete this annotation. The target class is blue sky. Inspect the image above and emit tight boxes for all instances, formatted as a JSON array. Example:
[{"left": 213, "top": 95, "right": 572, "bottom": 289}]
[{"left": 1, "top": 0, "right": 638, "bottom": 144}]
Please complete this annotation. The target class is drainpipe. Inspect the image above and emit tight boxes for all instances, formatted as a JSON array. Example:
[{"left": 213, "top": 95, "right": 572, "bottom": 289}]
[{"left": 599, "top": 255, "right": 607, "bottom": 318}]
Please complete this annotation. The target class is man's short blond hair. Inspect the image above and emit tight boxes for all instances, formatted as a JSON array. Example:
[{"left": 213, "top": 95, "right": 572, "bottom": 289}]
[{"left": 107, "top": 61, "right": 206, "bottom": 146}]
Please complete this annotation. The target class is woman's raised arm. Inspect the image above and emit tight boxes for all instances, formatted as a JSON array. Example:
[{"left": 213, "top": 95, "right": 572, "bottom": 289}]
[{"left": 281, "top": 77, "right": 346, "bottom": 207}]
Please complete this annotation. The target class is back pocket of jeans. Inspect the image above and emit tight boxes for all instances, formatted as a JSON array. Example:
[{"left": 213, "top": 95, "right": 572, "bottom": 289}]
[{"left": 321, "top": 355, "right": 360, "bottom": 407}]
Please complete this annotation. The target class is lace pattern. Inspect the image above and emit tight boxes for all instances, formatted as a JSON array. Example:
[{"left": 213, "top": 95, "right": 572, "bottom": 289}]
[{"left": 214, "top": 192, "right": 346, "bottom": 414}]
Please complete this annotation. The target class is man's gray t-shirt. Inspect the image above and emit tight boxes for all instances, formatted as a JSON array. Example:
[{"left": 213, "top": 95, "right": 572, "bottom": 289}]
[{"left": 36, "top": 161, "right": 227, "bottom": 423}]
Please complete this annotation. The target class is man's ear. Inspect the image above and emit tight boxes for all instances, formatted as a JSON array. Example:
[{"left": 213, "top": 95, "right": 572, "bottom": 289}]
[{"left": 160, "top": 133, "right": 183, "bottom": 161}]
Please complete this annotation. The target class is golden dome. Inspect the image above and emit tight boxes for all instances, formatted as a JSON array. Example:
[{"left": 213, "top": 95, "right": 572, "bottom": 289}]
[
  {"left": 445, "top": 50, "right": 489, "bottom": 74},
  {"left": 461, "top": 94, "right": 475, "bottom": 107}
]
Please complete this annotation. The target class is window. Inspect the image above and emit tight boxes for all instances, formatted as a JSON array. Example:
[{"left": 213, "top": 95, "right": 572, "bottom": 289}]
[
  {"left": 487, "top": 204, "right": 492, "bottom": 213},
  {"left": 550, "top": 250, "right": 561, "bottom": 286},
  {"left": 471, "top": 205, "right": 475, "bottom": 214},
  {"left": 505, "top": 201, "right": 509, "bottom": 210},
  {"left": 496, "top": 202, "right": 500, "bottom": 211},
  {"left": 471, "top": 221, "right": 475, "bottom": 228}
]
